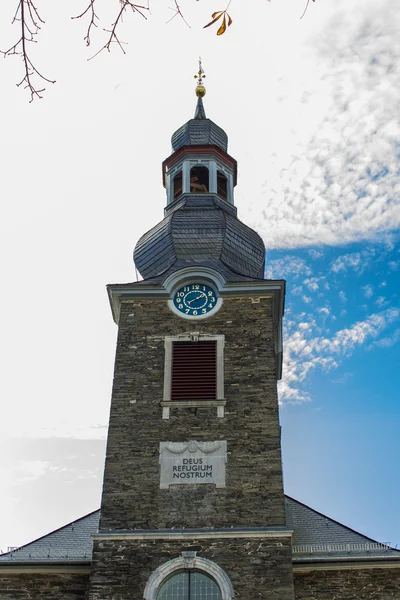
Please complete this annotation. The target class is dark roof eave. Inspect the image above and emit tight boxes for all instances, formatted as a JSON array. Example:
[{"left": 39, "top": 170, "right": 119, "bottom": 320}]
[{"left": 293, "top": 554, "right": 400, "bottom": 571}]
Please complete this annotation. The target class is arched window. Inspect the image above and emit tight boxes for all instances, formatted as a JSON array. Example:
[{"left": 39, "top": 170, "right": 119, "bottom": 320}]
[
  {"left": 190, "top": 166, "right": 209, "bottom": 193},
  {"left": 144, "top": 553, "right": 233, "bottom": 600},
  {"left": 173, "top": 171, "right": 183, "bottom": 201},
  {"left": 157, "top": 571, "right": 222, "bottom": 600},
  {"left": 217, "top": 171, "right": 228, "bottom": 201}
]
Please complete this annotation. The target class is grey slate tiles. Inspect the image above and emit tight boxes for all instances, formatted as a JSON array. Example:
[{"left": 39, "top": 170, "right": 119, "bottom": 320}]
[{"left": 134, "top": 195, "right": 265, "bottom": 281}]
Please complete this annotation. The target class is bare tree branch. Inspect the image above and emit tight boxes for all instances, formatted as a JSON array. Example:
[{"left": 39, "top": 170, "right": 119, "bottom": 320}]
[
  {"left": 300, "top": 0, "right": 315, "bottom": 20},
  {"left": 72, "top": 0, "right": 149, "bottom": 59},
  {"left": 166, "top": 1, "right": 191, "bottom": 28},
  {"left": 71, "top": 0, "right": 99, "bottom": 47},
  {"left": 1, "top": 0, "right": 55, "bottom": 102},
  {"left": 3, "top": 0, "right": 317, "bottom": 100}
]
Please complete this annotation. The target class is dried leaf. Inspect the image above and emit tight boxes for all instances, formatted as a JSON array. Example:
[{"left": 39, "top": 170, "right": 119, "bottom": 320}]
[
  {"left": 204, "top": 12, "right": 223, "bottom": 28},
  {"left": 227, "top": 13, "right": 233, "bottom": 26},
  {"left": 217, "top": 14, "right": 226, "bottom": 35}
]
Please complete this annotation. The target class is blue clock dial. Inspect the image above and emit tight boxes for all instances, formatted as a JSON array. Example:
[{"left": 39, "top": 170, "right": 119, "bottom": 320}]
[{"left": 174, "top": 283, "right": 218, "bottom": 317}]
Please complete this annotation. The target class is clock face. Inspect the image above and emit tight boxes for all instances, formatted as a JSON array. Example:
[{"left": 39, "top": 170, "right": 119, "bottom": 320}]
[{"left": 174, "top": 283, "right": 218, "bottom": 317}]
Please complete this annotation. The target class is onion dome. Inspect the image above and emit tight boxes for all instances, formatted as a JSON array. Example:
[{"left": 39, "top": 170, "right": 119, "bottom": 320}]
[
  {"left": 171, "top": 92, "right": 228, "bottom": 153},
  {"left": 134, "top": 195, "right": 265, "bottom": 282}
]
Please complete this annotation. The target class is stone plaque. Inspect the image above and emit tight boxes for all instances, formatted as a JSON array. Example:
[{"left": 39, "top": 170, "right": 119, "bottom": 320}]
[{"left": 159, "top": 440, "right": 227, "bottom": 489}]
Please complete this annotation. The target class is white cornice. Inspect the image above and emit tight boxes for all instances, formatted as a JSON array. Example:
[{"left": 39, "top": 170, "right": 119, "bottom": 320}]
[{"left": 93, "top": 528, "right": 292, "bottom": 541}]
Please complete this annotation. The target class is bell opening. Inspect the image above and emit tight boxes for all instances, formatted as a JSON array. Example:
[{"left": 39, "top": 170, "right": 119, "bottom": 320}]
[{"left": 190, "top": 166, "right": 209, "bottom": 193}]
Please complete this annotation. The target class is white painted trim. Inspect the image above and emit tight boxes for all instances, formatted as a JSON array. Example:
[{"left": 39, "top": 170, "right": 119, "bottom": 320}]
[
  {"left": 93, "top": 529, "right": 293, "bottom": 541},
  {"left": 161, "top": 401, "right": 226, "bottom": 408},
  {"left": 163, "top": 268, "right": 226, "bottom": 295},
  {"left": 182, "top": 161, "right": 190, "bottom": 193},
  {"left": 143, "top": 553, "right": 233, "bottom": 600},
  {"left": 143, "top": 553, "right": 234, "bottom": 600},
  {"left": 163, "top": 334, "right": 225, "bottom": 410},
  {"left": 228, "top": 172, "right": 234, "bottom": 204},
  {"left": 209, "top": 161, "right": 217, "bottom": 193}
]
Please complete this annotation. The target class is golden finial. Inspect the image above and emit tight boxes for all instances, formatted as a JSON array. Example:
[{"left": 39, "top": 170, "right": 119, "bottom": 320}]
[{"left": 194, "top": 57, "right": 206, "bottom": 97}]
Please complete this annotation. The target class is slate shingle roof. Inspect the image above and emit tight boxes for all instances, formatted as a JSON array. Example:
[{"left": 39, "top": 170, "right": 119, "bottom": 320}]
[
  {"left": 0, "top": 510, "right": 99, "bottom": 563},
  {"left": 286, "top": 496, "right": 399, "bottom": 559},
  {"left": 1, "top": 499, "right": 398, "bottom": 564},
  {"left": 171, "top": 96, "right": 228, "bottom": 153},
  {"left": 133, "top": 194, "right": 266, "bottom": 281}
]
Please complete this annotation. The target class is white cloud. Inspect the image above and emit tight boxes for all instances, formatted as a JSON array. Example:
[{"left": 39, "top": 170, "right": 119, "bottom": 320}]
[
  {"left": 370, "top": 328, "right": 400, "bottom": 348},
  {"left": 303, "top": 277, "right": 320, "bottom": 291},
  {"left": 279, "top": 307, "right": 399, "bottom": 403},
  {"left": 248, "top": 1, "right": 400, "bottom": 249},
  {"left": 339, "top": 291, "right": 347, "bottom": 303},
  {"left": 308, "top": 249, "right": 324, "bottom": 260},
  {"left": 265, "top": 256, "right": 311, "bottom": 279},
  {"left": 362, "top": 284, "right": 374, "bottom": 298},
  {"left": 292, "top": 285, "right": 303, "bottom": 295},
  {"left": 331, "top": 253, "right": 362, "bottom": 273},
  {"left": 375, "top": 296, "right": 386, "bottom": 307}
]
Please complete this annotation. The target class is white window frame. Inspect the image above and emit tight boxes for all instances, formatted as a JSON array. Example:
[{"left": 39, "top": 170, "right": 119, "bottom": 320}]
[
  {"left": 162, "top": 333, "right": 225, "bottom": 419},
  {"left": 143, "top": 552, "right": 234, "bottom": 600}
]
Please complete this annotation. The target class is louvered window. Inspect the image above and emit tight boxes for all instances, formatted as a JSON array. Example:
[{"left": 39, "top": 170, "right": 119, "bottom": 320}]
[
  {"left": 171, "top": 341, "right": 217, "bottom": 401},
  {"left": 162, "top": 334, "right": 225, "bottom": 418}
]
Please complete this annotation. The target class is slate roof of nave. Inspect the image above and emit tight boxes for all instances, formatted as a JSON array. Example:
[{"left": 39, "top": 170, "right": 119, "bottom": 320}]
[{"left": 1, "top": 497, "right": 399, "bottom": 564}]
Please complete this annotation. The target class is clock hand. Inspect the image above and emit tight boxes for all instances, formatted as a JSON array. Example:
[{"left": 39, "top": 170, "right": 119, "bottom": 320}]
[
  {"left": 187, "top": 293, "right": 206, "bottom": 304},
  {"left": 187, "top": 295, "right": 202, "bottom": 304}
]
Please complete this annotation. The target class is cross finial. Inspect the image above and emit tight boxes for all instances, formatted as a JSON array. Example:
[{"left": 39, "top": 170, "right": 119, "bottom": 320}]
[{"left": 194, "top": 57, "right": 206, "bottom": 97}]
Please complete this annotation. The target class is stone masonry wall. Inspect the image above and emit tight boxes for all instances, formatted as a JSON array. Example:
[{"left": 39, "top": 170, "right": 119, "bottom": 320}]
[
  {"left": 0, "top": 572, "right": 89, "bottom": 599},
  {"left": 293, "top": 567, "right": 400, "bottom": 599},
  {"left": 89, "top": 537, "right": 295, "bottom": 600},
  {"left": 100, "top": 295, "right": 285, "bottom": 530}
]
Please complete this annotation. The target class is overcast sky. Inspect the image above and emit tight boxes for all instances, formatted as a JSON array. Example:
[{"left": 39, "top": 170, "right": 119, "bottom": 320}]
[{"left": 0, "top": 0, "right": 399, "bottom": 551}]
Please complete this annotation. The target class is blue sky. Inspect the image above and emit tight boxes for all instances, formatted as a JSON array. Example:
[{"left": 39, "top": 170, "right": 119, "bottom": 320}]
[
  {"left": 268, "top": 240, "right": 400, "bottom": 545},
  {"left": 0, "top": 0, "right": 399, "bottom": 554}
]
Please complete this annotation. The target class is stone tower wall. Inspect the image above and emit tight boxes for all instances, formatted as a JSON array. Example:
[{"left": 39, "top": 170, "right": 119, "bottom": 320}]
[
  {"left": 99, "top": 294, "right": 285, "bottom": 531},
  {"left": 293, "top": 567, "right": 400, "bottom": 599}
]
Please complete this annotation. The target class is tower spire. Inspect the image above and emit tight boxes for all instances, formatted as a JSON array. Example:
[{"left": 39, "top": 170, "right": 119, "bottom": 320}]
[{"left": 194, "top": 57, "right": 206, "bottom": 120}]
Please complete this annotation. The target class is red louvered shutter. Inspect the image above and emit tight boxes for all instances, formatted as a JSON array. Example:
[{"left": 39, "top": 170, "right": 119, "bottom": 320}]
[{"left": 171, "top": 341, "right": 217, "bottom": 401}]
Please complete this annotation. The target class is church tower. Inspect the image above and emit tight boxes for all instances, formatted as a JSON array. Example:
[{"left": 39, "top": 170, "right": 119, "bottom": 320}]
[{"left": 88, "top": 66, "right": 293, "bottom": 600}]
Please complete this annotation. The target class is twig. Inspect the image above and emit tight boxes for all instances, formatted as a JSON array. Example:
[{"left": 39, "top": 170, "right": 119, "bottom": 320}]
[
  {"left": 72, "top": 0, "right": 99, "bottom": 47},
  {"left": 1, "top": 0, "right": 55, "bottom": 101},
  {"left": 300, "top": 0, "right": 315, "bottom": 20},
  {"left": 166, "top": 1, "right": 191, "bottom": 27},
  {"left": 74, "top": 0, "right": 149, "bottom": 60}
]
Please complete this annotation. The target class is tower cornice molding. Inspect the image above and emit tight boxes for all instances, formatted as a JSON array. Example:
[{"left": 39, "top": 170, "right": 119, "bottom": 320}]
[{"left": 93, "top": 527, "right": 293, "bottom": 541}]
